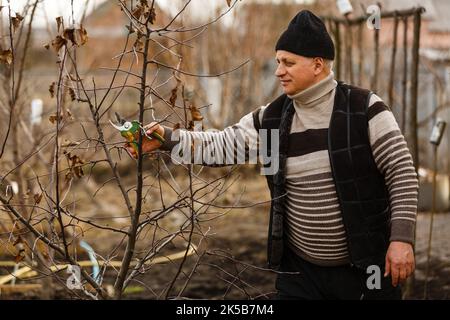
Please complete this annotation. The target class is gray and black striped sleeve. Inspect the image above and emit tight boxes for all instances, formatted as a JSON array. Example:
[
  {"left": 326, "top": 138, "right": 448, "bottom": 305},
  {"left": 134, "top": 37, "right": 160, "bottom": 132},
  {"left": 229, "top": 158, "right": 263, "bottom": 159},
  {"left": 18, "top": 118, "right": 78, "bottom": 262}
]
[
  {"left": 368, "top": 94, "right": 419, "bottom": 245},
  {"left": 160, "top": 105, "right": 268, "bottom": 167}
]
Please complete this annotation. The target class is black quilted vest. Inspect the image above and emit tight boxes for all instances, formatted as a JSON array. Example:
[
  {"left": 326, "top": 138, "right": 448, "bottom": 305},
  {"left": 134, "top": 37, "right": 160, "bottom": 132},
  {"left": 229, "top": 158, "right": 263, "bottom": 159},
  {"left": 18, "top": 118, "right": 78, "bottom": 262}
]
[{"left": 254, "top": 82, "right": 391, "bottom": 270}]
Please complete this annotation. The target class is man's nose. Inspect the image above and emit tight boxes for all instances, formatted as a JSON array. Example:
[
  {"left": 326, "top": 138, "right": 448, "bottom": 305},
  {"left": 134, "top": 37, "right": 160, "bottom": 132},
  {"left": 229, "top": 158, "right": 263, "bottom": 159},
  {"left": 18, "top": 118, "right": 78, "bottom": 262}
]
[{"left": 275, "top": 64, "right": 285, "bottom": 77}]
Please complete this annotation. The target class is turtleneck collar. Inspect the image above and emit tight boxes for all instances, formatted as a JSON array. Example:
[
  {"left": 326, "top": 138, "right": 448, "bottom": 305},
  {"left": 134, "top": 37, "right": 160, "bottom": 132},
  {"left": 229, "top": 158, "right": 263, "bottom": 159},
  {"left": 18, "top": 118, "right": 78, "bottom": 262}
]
[{"left": 287, "top": 71, "right": 337, "bottom": 108}]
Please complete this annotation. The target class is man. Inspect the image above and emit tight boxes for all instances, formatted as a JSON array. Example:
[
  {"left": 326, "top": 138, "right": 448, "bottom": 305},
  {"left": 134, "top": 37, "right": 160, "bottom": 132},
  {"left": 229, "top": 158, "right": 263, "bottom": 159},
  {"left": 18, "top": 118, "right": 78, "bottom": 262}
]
[{"left": 126, "top": 10, "right": 418, "bottom": 300}]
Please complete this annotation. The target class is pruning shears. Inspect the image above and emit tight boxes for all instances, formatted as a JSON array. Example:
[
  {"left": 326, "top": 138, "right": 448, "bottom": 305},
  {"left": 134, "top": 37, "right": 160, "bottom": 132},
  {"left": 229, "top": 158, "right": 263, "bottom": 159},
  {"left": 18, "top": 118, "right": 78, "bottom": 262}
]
[{"left": 109, "top": 112, "right": 165, "bottom": 155}]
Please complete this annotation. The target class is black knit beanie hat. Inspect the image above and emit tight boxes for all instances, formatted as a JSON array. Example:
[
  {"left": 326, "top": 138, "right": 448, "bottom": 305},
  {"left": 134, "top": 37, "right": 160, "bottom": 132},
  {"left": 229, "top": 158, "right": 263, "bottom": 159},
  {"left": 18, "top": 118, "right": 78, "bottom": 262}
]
[{"left": 275, "top": 10, "right": 335, "bottom": 60}]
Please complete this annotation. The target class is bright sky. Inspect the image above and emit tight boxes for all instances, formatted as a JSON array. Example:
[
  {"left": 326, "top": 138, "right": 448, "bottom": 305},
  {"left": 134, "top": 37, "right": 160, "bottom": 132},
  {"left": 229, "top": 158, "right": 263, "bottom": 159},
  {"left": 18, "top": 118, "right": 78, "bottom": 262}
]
[
  {"left": 7, "top": 0, "right": 315, "bottom": 27},
  {"left": 6, "top": 0, "right": 107, "bottom": 27}
]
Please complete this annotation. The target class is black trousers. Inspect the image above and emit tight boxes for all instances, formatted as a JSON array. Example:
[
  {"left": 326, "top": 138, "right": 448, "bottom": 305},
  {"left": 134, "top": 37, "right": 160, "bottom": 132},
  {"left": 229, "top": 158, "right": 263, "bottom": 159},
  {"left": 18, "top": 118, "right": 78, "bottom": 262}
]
[{"left": 275, "top": 247, "right": 402, "bottom": 300}]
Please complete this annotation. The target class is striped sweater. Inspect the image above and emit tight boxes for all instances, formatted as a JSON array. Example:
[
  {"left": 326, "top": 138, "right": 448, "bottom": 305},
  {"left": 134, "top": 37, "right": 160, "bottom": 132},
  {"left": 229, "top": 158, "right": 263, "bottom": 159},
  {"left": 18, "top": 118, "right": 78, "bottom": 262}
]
[{"left": 161, "top": 72, "right": 419, "bottom": 267}]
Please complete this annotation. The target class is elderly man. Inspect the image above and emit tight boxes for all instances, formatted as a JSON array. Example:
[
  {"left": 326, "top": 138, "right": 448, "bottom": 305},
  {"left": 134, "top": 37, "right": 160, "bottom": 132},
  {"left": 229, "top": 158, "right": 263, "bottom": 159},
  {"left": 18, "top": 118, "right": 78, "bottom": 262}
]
[{"left": 127, "top": 10, "right": 418, "bottom": 300}]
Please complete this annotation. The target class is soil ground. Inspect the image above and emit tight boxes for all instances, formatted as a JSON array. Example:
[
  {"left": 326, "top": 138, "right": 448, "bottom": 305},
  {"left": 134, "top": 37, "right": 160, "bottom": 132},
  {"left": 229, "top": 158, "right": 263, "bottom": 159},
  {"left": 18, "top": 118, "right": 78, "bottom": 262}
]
[{"left": 1, "top": 167, "right": 448, "bottom": 300}]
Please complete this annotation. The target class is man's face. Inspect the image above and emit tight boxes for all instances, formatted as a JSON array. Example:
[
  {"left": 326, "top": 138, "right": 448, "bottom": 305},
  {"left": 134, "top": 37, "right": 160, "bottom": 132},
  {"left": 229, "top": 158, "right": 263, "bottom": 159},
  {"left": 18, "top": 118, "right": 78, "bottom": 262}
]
[{"left": 275, "top": 50, "right": 317, "bottom": 95}]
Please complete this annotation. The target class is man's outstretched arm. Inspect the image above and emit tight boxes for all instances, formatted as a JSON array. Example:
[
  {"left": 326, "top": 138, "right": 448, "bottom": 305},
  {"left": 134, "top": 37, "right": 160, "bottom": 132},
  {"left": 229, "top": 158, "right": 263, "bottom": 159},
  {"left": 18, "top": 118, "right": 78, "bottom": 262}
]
[{"left": 126, "top": 105, "right": 268, "bottom": 168}]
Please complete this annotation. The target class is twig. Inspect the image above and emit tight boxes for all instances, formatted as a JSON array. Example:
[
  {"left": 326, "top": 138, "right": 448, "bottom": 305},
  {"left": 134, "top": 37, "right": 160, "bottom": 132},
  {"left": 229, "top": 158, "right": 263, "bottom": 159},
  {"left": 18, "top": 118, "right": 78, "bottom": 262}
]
[{"left": 149, "top": 59, "right": 250, "bottom": 78}]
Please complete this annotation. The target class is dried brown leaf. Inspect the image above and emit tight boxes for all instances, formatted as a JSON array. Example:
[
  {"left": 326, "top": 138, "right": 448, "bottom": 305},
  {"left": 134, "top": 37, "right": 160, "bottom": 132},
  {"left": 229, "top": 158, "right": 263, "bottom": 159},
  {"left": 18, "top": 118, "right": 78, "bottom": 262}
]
[
  {"left": 148, "top": 7, "right": 156, "bottom": 24},
  {"left": 63, "top": 28, "right": 76, "bottom": 45},
  {"left": 190, "top": 105, "right": 203, "bottom": 121},
  {"left": 11, "top": 13, "right": 24, "bottom": 32},
  {"left": 68, "top": 88, "right": 76, "bottom": 101},
  {"left": 65, "top": 171, "right": 73, "bottom": 183},
  {"left": 132, "top": 6, "right": 143, "bottom": 19},
  {"left": 14, "top": 251, "right": 25, "bottom": 263},
  {"left": 13, "top": 236, "right": 23, "bottom": 246},
  {"left": 49, "top": 113, "right": 62, "bottom": 124},
  {"left": 76, "top": 25, "right": 88, "bottom": 46},
  {"left": 142, "top": 5, "right": 151, "bottom": 20},
  {"left": 49, "top": 115, "right": 57, "bottom": 124},
  {"left": 44, "top": 43, "right": 50, "bottom": 50},
  {"left": 173, "top": 123, "right": 181, "bottom": 130},
  {"left": 74, "top": 166, "right": 84, "bottom": 179},
  {"left": 34, "top": 193, "right": 43, "bottom": 204},
  {"left": 13, "top": 236, "right": 26, "bottom": 263},
  {"left": 51, "top": 35, "right": 67, "bottom": 52},
  {"left": 65, "top": 152, "right": 84, "bottom": 179},
  {"left": 134, "top": 36, "right": 144, "bottom": 51},
  {"left": 226, "top": 0, "right": 232, "bottom": 7},
  {"left": 0, "top": 49, "right": 13, "bottom": 65},
  {"left": 49, "top": 82, "right": 55, "bottom": 98},
  {"left": 56, "top": 16, "right": 63, "bottom": 32},
  {"left": 11, "top": 18, "right": 21, "bottom": 32},
  {"left": 169, "top": 87, "right": 177, "bottom": 107}
]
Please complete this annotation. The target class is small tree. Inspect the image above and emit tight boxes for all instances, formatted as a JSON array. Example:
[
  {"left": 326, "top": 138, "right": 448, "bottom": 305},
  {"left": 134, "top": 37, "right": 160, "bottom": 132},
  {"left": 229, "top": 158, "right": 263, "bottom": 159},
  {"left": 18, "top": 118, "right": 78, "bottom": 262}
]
[{"left": 1, "top": 0, "right": 275, "bottom": 300}]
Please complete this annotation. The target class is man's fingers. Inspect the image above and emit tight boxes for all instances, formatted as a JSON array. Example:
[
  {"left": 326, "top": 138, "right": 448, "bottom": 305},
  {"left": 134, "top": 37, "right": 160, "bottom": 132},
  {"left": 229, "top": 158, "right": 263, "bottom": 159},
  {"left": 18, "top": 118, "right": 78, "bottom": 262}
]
[
  {"left": 407, "top": 265, "right": 413, "bottom": 280},
  {"left": 406, "top": 262, "right": 414, "bottom": 279},
  {"left": 125, "top": 143, "right": 137, "bottom": 159},
  {"left": 391, "top": 265, "right": 400, "bottom": 287},
  {"left": 399, "top": 266, "right": 407, "bottom": 284},
  {"left": 146, "top": 128, "right": 156, "bottom": 135},
  {"left": 144, "top": 122, "right": 159, "bottom": 134},
  {"left": 384, "top": 258, "right": 391, "bottom": 277}
]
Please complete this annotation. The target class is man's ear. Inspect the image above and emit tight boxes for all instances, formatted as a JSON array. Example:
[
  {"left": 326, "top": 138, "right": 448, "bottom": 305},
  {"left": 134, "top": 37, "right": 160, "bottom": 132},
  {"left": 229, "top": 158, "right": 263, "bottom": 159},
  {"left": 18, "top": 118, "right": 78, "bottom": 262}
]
[{"left": 313, "top": 57, "right": 324, "bottom": 75}]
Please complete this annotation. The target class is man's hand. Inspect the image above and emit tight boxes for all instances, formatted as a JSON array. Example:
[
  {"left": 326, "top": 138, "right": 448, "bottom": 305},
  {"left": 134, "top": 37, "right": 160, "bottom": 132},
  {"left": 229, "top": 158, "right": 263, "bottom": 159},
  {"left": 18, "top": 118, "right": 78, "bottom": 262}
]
[
  {"left": 384, "top": 241, "right": 415, "bottom": 287},
  {"left": 125, "top": 122, "right": 165, "bottom": 158}
]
